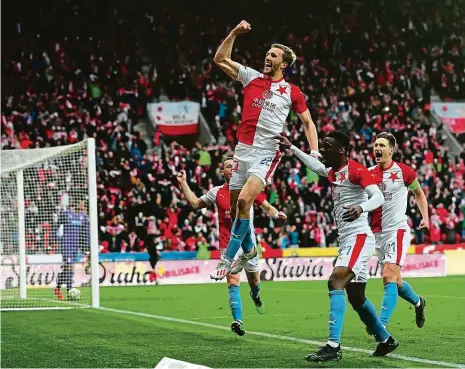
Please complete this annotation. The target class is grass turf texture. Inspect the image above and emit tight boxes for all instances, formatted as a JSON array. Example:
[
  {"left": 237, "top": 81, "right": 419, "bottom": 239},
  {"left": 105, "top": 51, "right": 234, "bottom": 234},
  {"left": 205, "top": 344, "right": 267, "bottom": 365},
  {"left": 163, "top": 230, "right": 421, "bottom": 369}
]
[{"left": 2, "top": 276, "right": 464, "bottom": 368}]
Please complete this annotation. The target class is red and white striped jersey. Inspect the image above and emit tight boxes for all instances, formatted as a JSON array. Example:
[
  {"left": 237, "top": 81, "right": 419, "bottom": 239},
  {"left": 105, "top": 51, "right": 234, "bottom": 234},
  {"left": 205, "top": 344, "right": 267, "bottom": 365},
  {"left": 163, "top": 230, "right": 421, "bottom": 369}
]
[
  {"left": 236, "top": 65, "right": 308, "bottom": 150},
  {"left": 200, "top": 183, "right": 266, "bottom": 249},
  {"left": 369, "top": 162, "right": 417, "bottom": 233},
  {"left": 326, "top": 160, "right": 379, "bottom": 239}
]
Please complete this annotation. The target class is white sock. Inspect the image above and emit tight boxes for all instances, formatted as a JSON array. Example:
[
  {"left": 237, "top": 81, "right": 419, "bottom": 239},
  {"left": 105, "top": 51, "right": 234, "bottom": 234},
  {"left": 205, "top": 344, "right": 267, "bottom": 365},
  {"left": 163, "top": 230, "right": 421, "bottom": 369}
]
[{"left": 327, "top": 341, "right": 340, "bottom": 348}]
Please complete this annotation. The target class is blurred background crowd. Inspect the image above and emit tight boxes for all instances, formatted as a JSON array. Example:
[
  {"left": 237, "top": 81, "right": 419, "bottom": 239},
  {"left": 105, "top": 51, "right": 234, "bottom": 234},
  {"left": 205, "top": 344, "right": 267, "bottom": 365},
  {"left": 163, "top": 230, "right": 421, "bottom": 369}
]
[{"left": 1, "top": 0, "right": 464, "bottom": 254}]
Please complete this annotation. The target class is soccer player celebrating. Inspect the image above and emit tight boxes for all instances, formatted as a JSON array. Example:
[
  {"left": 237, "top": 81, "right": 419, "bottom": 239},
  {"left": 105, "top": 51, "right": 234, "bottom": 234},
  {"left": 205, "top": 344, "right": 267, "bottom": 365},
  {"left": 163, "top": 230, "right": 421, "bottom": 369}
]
[
  {"left": 275, "top": 132, "right": 399, "bottom": 362},
  {"left": 53, "top": 198, "right": 89, "bottom": 301},
  {"left": 369, "top": 132, "right": 427, "bottom": 329},
  {"left": 210, "top": 20, "right": 318, "bottom": 279},
  {"left": 177, "top": 157, "right": 286, "bottom": 336}
]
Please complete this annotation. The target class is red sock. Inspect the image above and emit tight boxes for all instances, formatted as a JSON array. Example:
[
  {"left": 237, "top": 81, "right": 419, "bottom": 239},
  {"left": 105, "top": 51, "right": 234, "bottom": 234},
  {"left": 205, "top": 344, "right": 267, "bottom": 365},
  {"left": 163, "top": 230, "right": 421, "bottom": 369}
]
[{"left": 54, "top": 287, "right": 64, "bottom": 300}]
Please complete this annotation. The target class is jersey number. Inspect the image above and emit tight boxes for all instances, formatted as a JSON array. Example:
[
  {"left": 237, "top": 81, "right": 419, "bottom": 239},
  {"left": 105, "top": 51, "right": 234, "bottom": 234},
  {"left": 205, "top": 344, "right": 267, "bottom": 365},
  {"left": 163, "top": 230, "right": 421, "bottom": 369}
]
[
  {"left": 339, "top": 245, "right": 352, "bottom": 257},
  {"left": 260, "top": 157, "right": 273, "bottom": 166}
]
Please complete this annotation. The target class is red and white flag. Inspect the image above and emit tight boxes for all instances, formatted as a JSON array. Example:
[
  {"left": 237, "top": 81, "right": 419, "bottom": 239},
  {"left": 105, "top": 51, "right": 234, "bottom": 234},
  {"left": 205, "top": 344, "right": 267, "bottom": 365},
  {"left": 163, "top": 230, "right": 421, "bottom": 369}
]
[{"left": 148, "top": 101, "right": 200, "bottom": 136}]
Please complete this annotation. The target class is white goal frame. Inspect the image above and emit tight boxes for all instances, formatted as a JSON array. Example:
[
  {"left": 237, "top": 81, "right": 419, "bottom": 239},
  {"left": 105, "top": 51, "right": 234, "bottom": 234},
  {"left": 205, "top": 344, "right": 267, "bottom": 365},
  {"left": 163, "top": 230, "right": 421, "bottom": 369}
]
[{"left": 0, "top": 138, "right": 100, "bottom": 310}]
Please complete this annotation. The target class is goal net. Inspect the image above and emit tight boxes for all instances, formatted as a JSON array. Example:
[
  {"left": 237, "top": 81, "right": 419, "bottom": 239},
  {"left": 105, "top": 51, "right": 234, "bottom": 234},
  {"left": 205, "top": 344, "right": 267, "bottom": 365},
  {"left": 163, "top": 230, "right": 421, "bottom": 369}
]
[{"left": 0, "top": 139, "right": 99, "bottom": 310}]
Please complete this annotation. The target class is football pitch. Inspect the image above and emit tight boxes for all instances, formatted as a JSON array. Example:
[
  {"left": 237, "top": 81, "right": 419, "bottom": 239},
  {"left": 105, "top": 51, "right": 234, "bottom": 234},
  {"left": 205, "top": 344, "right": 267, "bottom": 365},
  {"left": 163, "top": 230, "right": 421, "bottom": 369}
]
[{"left": 2, "top": 276, "right": 465, "bottom": 368}]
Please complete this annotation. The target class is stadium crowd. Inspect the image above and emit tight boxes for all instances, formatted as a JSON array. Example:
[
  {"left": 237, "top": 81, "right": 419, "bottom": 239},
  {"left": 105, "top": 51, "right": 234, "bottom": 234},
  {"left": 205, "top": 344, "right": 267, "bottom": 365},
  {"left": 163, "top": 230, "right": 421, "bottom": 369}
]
[{"left": 1, "top": 0, "right": 464, "bottom": 255}]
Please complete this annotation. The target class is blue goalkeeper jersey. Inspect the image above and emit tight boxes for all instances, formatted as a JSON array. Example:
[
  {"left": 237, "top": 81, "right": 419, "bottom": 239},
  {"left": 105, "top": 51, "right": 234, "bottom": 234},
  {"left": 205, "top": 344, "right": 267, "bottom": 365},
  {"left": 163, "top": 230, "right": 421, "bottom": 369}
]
[{"left": 56, "top": 210, "right": 89, "bottom": 262}]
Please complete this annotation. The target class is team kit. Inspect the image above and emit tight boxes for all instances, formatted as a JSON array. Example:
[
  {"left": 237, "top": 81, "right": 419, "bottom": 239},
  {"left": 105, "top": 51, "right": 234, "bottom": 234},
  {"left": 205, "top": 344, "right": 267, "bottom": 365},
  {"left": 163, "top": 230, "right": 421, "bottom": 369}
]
[
  {"left": 53, "top": 20, "right": 429, "bottom": 363},
  {"left": 180, "top": 20, "right": 428, "bottom": 363}
]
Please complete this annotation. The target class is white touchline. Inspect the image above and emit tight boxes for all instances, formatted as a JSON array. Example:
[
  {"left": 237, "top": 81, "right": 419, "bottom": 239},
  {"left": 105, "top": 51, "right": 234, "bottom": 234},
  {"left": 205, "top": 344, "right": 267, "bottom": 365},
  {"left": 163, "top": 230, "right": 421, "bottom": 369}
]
[
  {"left": 98, "top": 307, "right": 465, "bottom": 368},
  {"left": 189, "top": 312, "right": 323, "bottom": 320}
]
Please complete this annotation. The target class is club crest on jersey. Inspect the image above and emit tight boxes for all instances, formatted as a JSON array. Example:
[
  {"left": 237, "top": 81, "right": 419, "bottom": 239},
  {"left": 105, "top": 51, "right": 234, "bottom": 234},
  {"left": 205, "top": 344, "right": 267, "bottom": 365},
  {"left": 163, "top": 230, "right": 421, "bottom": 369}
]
[{"left": 263, "top": 90, "right": 274, "bottom": 100}]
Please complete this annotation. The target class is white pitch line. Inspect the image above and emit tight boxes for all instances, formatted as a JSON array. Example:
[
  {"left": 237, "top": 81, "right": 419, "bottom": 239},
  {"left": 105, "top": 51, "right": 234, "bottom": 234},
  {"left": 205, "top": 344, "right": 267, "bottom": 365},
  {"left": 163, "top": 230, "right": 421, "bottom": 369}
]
[
  {"left": 98, "top": 307, "right": 465, "bottom": 368},
  {"left": 189, "top": 312, "right": 323, "bottom": 320}
]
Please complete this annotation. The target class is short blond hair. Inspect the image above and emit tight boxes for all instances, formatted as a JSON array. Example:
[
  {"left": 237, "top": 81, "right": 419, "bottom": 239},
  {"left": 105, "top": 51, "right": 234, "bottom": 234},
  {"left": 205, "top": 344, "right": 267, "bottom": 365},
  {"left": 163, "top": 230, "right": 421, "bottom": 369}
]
[{"left": 271, "top": 43, "right": 297, "bottom": 66}]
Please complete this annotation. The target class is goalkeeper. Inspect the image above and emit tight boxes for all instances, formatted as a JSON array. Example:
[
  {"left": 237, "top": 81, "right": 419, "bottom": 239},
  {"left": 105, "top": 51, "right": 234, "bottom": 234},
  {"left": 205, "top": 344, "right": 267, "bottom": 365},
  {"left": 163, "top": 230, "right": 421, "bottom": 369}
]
[{"left": 53, "top": 198, "right": 89, "bottom": 301}]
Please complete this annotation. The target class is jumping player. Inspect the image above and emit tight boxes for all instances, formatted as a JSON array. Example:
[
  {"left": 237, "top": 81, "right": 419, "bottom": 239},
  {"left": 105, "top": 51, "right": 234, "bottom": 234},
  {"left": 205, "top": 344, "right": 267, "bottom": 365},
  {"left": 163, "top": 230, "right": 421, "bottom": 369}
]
[
  {"left": 369, "top": 132, "right": 427, "bottom": 330},
  {"left": 177, "top": 157, "right": 286, "bottom": 336},
  {"left": 211, "top": 20, "right": 318, "bottom": 279},
  {"left": 275, "top": 133, "right": 399, "bottom": 362}
]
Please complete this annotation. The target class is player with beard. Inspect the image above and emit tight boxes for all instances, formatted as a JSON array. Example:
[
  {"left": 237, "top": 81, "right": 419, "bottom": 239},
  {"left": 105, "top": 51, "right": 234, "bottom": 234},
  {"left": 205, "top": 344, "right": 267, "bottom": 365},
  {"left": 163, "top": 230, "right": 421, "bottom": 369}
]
[
  {"left": 177, "top": 157, "right": 287, "bottom": 336},
  {"left": 275, "top": 132, "right": 399, "bottom": 362},
  {"left": 211, "top": 20, "right": 319, "bottom": 280},
  {"left": 369, "top": 132, "right": 427, "bottom": 332}
]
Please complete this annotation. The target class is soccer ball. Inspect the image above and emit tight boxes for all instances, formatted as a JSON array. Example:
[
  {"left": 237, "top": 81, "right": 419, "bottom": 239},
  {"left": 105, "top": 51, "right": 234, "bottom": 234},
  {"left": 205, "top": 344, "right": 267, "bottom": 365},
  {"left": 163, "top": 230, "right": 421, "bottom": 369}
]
[{"left": 68, "top": 288, "right": 81, "bottom": 301}]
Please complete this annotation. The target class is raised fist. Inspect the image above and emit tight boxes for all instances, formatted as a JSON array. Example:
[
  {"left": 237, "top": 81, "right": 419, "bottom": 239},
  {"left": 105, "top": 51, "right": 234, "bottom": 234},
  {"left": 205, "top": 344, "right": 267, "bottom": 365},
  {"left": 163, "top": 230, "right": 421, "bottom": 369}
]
[
  {"left": 176, "top": 170, "right": 187, "bottom": 184},
  {"left": 232, "top": 20, "right": 251, "bottom": 35}
]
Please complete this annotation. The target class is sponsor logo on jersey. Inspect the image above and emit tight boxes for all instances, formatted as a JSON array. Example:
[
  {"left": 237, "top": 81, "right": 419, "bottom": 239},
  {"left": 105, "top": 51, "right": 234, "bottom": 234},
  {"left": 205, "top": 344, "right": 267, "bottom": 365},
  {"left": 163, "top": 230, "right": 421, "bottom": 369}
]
[{"left": 252, "top": 97, "right": 276, "bottom": 111}]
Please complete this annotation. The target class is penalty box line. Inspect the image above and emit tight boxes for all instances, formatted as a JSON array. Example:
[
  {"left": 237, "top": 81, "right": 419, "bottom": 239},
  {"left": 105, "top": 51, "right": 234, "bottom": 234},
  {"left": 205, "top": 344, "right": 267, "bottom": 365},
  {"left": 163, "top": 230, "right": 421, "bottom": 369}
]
[{"left": 98, "top": 307, "right": 464, "bottom": 368}]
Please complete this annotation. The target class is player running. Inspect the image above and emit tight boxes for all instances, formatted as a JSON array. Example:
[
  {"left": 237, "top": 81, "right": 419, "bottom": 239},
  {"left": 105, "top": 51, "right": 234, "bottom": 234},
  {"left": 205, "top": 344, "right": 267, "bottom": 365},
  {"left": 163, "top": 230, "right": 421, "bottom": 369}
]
[
  {"left": 210, "top": 20, "right": 318, "bottom": 280},
  {"left": 275, "top": 132, "right": 399, "bottom": 362},
  {"left": 177, "top": 157, "right": 286, "bottom": 336},
  {"left": 369, "top": 132, "right": 427, "bottom": 331}
]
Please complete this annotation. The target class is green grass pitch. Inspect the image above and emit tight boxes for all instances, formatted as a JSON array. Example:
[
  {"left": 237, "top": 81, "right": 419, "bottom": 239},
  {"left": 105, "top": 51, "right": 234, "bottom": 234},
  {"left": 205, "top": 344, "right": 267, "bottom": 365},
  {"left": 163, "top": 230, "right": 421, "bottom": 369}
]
[{"left": 2, "top": 276, "right": 465, "bottom": 368}]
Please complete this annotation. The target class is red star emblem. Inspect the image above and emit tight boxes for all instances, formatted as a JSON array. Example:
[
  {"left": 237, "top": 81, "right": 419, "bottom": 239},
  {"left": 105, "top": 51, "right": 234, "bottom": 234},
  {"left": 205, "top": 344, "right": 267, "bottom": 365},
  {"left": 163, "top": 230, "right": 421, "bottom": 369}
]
[
  {"left": 277, "top": 85, "right": 287, "bottom": 95},
  {"left": 389, "top": 172, "right": 399, "bottom": 183},
  {"left": 338, "top": 172, "right": 346, "bottom": 183}
]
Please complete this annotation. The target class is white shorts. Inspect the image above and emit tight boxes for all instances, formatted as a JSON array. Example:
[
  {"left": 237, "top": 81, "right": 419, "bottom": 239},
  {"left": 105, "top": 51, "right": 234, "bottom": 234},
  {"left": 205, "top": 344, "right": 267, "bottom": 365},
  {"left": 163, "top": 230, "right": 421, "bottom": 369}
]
[
  {"left": 229, "top": 143, "right": 281, "bottom": 190},
  {"left": 375, "top": 226, "right": 411, "bottom": 266},
  {"left": 235, "top": 247, "right": 260, "bottom": 273},
  {"left": 335, "top": 232, "right": 375, "bottom": 283},
  {"left": 220, "top": 249, "right": 259, "bottom": 273}
]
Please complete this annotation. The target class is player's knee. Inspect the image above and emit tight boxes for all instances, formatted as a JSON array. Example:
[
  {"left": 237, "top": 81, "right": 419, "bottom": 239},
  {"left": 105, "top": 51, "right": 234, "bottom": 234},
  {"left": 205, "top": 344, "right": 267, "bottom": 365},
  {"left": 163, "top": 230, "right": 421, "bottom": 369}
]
[
  {"left": 236, "top": 197, "right": 251, "bottom": 213},
  {"left": 328, "top": 274, "right": 344, "bottom": 291},
  {"left": 382, "top": 264, "right": 399, "bottom": 284},
  {"left": 382, "top": 275, "right": 398, "bottom": 285}
]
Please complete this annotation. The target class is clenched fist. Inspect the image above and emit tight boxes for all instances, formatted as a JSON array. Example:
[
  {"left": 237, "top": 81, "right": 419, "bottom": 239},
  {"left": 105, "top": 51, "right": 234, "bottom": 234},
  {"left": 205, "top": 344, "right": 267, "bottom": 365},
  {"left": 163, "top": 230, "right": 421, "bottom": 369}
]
[
  {"left": 232, "top": 20, "right": 251, "bottom": 36},
  {"left": 176, "top": 170, "right": 187, "bottom": 184}
]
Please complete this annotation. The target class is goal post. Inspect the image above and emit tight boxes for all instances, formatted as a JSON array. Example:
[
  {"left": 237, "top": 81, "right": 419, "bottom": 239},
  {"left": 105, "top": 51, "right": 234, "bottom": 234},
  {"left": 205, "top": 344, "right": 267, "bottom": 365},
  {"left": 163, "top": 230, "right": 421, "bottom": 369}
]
[{"left": 1, "top": 138, "right": 100, "bottom": 310}]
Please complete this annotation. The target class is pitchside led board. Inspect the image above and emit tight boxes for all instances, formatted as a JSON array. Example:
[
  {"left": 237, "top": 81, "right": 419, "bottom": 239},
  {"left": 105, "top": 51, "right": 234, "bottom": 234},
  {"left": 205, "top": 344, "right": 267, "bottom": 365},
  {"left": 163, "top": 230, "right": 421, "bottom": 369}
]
[
  {"left": 147, "top": 101, "right": 200, "bottom": 136},
  {"left": 0, "top": 254, "right": 447, "bottom": 288}
]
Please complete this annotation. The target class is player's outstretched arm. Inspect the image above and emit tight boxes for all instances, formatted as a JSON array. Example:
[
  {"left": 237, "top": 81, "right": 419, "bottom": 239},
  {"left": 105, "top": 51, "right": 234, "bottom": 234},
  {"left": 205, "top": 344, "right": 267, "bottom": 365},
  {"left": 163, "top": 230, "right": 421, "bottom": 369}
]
[
  {"left": 260, "top": 200, "right": 287, "bottom": 220},
  {"left": 274, "top": 135, "right": 328, "bottom": 177},
  {"left": 411, "top": 181, "right": 430, "bottom": 229},
  {"left": 176, "top": 171, "right": 207, "bottom": 210},
  {"left": 214, "top": 20, "right": 251, "bottom": 80},
  {"left": 297, "top": 110, "right": 319, "bottom": 154}
]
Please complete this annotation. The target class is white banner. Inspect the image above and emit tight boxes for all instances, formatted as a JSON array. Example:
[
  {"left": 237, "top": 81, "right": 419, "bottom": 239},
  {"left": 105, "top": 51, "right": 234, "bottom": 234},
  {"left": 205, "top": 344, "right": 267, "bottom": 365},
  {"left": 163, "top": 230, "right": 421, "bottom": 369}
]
[{"left": 147, "top": 101, "right": 200, "bottom": 135}]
